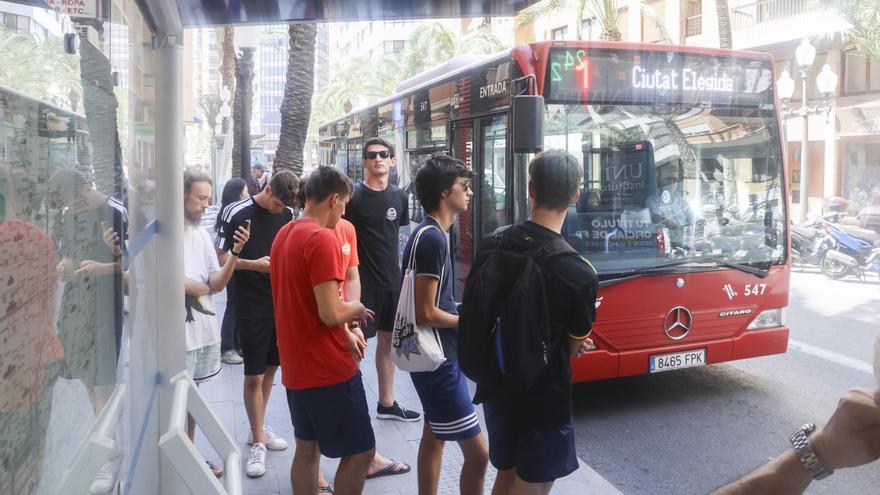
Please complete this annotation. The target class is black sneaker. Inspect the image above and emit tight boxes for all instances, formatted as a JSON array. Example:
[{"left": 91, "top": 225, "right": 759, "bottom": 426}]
[{"left": 377, "top": 401, "right": 421, "bottom": 422}]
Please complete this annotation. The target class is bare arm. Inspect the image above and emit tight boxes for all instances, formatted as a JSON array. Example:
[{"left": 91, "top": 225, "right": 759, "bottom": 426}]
[
  {"left": 414, "top": 275, "right": 458, "bottom": 328},
  {"left": 344, "top": 265, "right": 361, "bottom": 302},
  {"left": 207, "top": 251, "right": 238, "bottom": 293},
  {"left": 314, "top": 280, "right": 368, "bottom": 327},
  {"left": 713, "top": 388, "right": 880, "bottom": 495},
  {"left": 207, "top": 225, "right": 250, "bottom": 292},
  {"left": 185, "top": 277, "right": 211, "bottom": 296},
  {"left": 711, "top": 449, "right": 810, "bottom": 495},
  {"left": 217, "top": 248, "right": 270, "bottom": 273}
]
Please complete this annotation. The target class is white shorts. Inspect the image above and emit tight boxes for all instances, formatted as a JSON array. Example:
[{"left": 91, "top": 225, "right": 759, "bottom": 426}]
[{"left": 186, "top": 343, "right": 221, "bottom": 383}]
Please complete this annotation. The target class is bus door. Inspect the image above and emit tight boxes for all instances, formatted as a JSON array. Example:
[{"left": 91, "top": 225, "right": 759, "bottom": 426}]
[
  {"left": 449, "top": 113, "right": 510, "bottom": 297},
  {"left": 346, "top": 138, "right": 363, "bottom": 183}
]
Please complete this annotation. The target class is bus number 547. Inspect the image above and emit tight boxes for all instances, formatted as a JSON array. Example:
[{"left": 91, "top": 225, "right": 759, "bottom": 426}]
[{"left": 744, "top": 284, "right": 767, "bottom": 296}]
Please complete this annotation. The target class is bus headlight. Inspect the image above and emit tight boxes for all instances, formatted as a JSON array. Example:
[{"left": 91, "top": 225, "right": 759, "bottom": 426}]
[{"left": 747, "top": 308, "right": 785, "bottom": 330}]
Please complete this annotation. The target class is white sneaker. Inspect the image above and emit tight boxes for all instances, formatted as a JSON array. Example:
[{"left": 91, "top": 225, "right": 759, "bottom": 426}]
[
  {"left": 220, "top": 350, "right": 243, "bottom": 364},
  {"left": 89, "top": 461, "right": 115, "bottom": 494},
  {"left": 246, "top": 443, "right": 267, "bottom": 478},
  {"left": 247, "top": 424, "right": 289, "bottom": 451}
]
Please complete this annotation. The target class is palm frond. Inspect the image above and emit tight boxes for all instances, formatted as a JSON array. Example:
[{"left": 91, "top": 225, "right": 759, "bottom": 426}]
[
  {"left": 585, "top": 0, "right": 622, "bottom": 28},
  {"left": 640, "top": 1, "right": 673, "bottom": 44},
  {"left": 516, "top": 0, "right": 571, "bottom": 29},
  {"left": 838, "top": 0, "right": 880, "bottom": 60}
]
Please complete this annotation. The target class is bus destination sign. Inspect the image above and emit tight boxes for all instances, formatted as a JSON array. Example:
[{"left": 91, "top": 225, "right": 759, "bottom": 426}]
[{"left": 545, "top": 47, "right": 774, "bottom": 107}]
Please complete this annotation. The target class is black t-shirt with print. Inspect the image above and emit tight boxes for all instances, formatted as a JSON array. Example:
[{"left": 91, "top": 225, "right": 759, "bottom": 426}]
[
  {"left": 217, "top": 196, "right": 292, "bottom": 318},
  {"left": 344, "top": 182, "right": 409, "bottom": 290},
  {"left": 480, "top": 221, "right": 598, "bottom": 428}
]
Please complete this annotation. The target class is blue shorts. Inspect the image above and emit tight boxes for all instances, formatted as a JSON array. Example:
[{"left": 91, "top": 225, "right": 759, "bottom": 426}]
[
  {"left": 482, "top": 400, "right": 579, "bottom": 483},
  {"left": 410, "top": 357, "right": 481, "bottom": 441},
  {"left": 286, "top": 371, "right": 376, "bottom": 458}
]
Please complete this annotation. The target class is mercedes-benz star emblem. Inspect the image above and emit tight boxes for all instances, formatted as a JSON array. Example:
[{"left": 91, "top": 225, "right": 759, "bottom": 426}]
[{"left": 664, "top": 306, "right": 693, "bottom": 340}]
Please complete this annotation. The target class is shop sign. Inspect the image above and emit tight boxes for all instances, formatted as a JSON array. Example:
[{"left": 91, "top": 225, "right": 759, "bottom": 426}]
[{"left": 45, "top": 0, "right": 99, "bottom": 19}]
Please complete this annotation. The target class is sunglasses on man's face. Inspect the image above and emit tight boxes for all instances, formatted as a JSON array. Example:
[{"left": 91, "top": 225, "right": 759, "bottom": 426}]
[{"left": 365, "top": 151, "right": 391, "bottom": 160}]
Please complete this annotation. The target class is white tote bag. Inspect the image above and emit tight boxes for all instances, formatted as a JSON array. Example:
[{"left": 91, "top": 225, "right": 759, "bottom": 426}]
[{"left": 391, "top": 225, "right": 446, "bottom": 373}]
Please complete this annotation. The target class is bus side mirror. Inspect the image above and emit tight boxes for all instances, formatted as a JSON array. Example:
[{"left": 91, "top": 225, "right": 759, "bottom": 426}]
[{"left": 512, "top": 95, "right": 544, "bottom": 153}]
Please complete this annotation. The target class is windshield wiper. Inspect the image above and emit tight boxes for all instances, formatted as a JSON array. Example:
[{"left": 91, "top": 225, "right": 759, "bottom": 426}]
[
  {"left": 598, "top": 259, "right": 715, "bottom": 287},
  {"left": 710, "top": 259, "right": 770, "bottom": 278},
  {"left": 598, "top": 257, "right": 771, "bottom": 288}
]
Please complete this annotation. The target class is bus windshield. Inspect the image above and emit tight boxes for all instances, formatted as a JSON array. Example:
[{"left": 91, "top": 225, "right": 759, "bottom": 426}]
[
  {"left": 541, "top": 46, "right": 784, "bottom": 276},
  {"left": 546, "top": 103, "right": 785, "bottom": 276}
]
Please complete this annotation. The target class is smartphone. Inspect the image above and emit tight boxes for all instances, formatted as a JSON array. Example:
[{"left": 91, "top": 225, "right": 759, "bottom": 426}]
[{"left": 101, "top": 221, "right": 120, "bottom": 245}]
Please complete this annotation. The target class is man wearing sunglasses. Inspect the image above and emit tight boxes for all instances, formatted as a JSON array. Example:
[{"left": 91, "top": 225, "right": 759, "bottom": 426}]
[{"left": 344, "top": 138, "right": 421, "bottom": 426}]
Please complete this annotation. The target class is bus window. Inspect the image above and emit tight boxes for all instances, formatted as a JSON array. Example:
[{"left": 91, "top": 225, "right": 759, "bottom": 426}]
[{"left": 346, "top": 139, "right": 363, "bottom": 183}]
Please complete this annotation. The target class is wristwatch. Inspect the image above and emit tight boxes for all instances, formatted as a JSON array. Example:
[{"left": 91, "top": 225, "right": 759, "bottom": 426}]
[{"left": 790, "top": 423, "right": 833, "bottom": 480}]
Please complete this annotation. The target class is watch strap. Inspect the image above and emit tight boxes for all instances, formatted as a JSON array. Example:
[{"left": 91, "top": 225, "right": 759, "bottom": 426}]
[{"left": 790, "top": 423, "right": 833, "bottom": 480}]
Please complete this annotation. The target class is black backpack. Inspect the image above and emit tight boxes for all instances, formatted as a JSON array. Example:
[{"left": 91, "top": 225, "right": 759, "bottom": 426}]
[{"left": 458, "top": 226, "right": 578, "bottom": 401}]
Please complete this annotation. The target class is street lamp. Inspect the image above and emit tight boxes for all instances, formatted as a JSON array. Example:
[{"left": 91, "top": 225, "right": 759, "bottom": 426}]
[
  {"left": 776, "top": 39, "right": 838, "bottom": 221},
  {"left": 236, "top": 26, "right": 260, "bottom": 187}
]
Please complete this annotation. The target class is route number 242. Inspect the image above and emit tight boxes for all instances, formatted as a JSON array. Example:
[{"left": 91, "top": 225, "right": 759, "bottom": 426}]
[{"left": 744, "top": 284, "right": 767, "bottom": 296}]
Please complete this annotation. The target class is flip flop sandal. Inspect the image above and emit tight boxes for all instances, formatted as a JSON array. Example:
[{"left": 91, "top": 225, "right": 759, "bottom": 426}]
[
  {"left": 206, "top": 461, "right": 224, "bottom": 478},
  {"left": 317, "top": 484, "right": 334, "bottom": 494},
  {"left": 366, "top": 460, "right": 411, "bottom": 479}
]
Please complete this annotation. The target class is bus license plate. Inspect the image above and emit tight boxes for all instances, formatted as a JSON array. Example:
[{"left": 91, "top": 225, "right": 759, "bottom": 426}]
[{"left": 650, "top": 349, "right": 706, "bottom": 373}]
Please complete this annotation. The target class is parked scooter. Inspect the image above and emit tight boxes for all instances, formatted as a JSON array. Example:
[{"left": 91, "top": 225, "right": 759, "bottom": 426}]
[
  {"left": 820, "top": 220, "right": 880, "bottom": 281},
  {"left": 791, "top": 216, "right": 834, "bottom": 269}
]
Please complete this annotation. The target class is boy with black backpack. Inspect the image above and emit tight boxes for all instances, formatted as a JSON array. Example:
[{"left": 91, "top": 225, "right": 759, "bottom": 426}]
[{"left": 459, "top": 150, "right": 598, "bottom": 494}]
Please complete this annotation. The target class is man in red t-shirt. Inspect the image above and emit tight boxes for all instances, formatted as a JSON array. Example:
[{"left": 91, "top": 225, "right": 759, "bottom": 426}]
[
  {"left": 333, "top": 217, "right": 413, "bottom": 480},
  {"left": 271, "top": 166, "right": 375, "bottom": 494}
]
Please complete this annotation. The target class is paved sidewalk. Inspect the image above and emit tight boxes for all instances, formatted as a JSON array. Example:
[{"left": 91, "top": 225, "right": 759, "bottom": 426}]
[{"left": 197, "top": 340, "right": 622, "bottom": 495}]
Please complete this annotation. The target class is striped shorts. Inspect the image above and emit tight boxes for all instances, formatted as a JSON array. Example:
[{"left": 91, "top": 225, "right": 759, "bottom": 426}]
[{"left": 410, "top": 356, "right": 481, "bottom": 441}]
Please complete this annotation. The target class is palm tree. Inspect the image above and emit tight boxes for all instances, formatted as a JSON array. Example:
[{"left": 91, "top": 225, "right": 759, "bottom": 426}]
[
  {"left": 516, "top": 0, "right": 670, "bottom": 43},
  {"left": 232, "top": 49, "right": 254, "bottom": 178},
  {"left": 307, "top": 22, "right": 508, "bottom": 142},
  {"left": 839, "top": 0, "right": 880, "bottom": 61},
  {"left": 517, "top": 0, "right": 622, "bottom": 41},
  {"left": 0, "top": 28, "right": 82, "bottom": 110},
  {"left": 199, "top": 94, "right": 222, "bottom": 135},
  {"left": 218, "top": 27, "right": 235, "bottom": 132},
  {"left": 275, "top": 23, "right": 317, "bottom": 175}
]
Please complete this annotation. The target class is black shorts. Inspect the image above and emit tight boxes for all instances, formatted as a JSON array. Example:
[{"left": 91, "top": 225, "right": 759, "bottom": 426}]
[
  {"left": 287, "top": 371, "right": 376, "bottom": 458},
  {"left": 482, "top": 399, "right": 579, "bottom": 483},
  {"left": 239, "top": 317, "right": 280, "bottom": 376},
  {"left": 360, "top": 289, "right": 400, "bottom": 338}
]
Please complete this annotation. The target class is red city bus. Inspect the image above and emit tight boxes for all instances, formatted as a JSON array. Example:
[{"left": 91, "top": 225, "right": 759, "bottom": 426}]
[{"left": 318, "top": 40, "right": 789, "bottom": 382}]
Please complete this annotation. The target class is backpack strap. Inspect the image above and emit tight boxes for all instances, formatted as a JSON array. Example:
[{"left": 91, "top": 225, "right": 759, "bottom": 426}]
[
  {"left": 489, "top": 225, "right": 514, "bottom": 249},
  {"left": 407, "top": 224, "right": 442, "bottom": 271},
  {"left": 489, "top": 225, "right": 584, "bottom": 268}
]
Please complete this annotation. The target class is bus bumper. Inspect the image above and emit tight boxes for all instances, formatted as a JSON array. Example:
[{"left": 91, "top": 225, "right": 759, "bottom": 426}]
[{"left": 570, "top": 326, "right": 790, "bottom": 382}]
